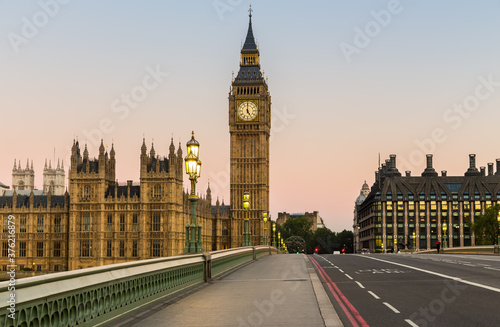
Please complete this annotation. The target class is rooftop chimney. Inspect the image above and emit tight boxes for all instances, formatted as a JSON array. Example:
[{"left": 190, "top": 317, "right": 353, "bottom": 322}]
[
  {"left": 441, "top": 170, "right": 447, "bottom": 177},
  {"left": 480, "top": 166, "right": 485, "bottom": 176},
  {"left": 465, "top": 154, "right": 480, "bottom": 176},
  {"left": 389, "top": 154, "right": 396, "bottom": 171},
  {"left": 422, "top": 154, "right": 438, "bottom": 177},
  {"left": 496, "top": 159, "right": 500, "bottom": 175},
  {"left": 488, "top": 163, "right": 493, "bottom": 176},
  {"left": 405, "top": 171, "right": 411, "bottom": 177}
]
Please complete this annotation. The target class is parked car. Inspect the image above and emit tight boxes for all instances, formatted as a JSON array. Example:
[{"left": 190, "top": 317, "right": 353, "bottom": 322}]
[{"left": 360, "top": 248, "right": 370, "bottom": 254}]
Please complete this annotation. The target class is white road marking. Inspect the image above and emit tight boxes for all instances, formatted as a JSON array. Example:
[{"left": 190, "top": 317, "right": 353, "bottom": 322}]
[
  {"left": 368, "top": 291, "right": 380, "bottom": 299},
  {"left": 485, "top": 267, "right": 500, "bottom": 271},
  {"left": 383, "top": 302, "right": 400, "bottom": 313},
  {"left": 338, "top": 269, "right": 344, "bottom": 273},
  {"left": 363, "top": 256, "right": 500, "bottom": 294},
  {"left": 405, "top": 319, "right": 419, "bottom": 327},
  {"left": 345, "top": 274, "right": 353, "bottom": 280},
  {"left": 355, "top": 281, "right": 365, "bottom": 289}
]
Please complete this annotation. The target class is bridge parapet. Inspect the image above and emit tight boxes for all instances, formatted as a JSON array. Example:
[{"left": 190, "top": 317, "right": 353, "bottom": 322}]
[{"left": 0, "top": 246, "right": 277, "bottom": 327}]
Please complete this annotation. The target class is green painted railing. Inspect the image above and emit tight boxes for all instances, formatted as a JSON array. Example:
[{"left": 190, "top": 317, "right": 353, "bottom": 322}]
[{"left": 0, "top": 246, "right": 277, "bottom": 327}]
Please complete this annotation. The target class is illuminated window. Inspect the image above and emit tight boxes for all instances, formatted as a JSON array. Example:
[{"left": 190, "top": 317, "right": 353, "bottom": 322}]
[{"left": 81, "top": 240, "right": 92, "bottom": 257}]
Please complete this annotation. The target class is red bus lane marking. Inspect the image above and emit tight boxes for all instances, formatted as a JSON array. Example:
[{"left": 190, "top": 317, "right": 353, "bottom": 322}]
[
  {"left": 310, "top": 257, "right": 360, "bottom": 327},
  {"left": 310, "top": 256, "right": 369, "bottom": 327}
]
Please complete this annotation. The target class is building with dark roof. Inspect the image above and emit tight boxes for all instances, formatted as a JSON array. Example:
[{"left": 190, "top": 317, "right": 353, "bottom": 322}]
[{"left": 356, "top": 154, "right": 500, "bottom": 252}]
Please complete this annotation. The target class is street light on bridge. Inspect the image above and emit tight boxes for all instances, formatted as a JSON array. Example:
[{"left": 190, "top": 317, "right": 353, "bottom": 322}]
[
  {"left": 242, "top": 191, "right": 251, "bottom": 246},
  {"left": 272, "top": 223, "right": 276, "bottom": 248},
  {"left": 184, "top": 131, "right": 202, "bottom": 253},
  {"left": 262, "top": 211, "right": 268, "bottom": 246}
]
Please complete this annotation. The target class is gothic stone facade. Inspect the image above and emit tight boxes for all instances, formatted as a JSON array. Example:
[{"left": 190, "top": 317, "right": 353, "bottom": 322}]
[
  {"left": 0, "top": 139, "right": 231, "bottom": 272},
  {"left": 229, "top": 12, "right": 271, "bottom": 247}
]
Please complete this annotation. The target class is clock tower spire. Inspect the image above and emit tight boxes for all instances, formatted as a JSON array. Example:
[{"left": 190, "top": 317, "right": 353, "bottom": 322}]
[{"left": 229, "top": 7, "right": 271, "bottom": 248}]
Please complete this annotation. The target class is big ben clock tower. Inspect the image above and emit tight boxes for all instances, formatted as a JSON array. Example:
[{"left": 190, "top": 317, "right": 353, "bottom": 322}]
[{"left": 229, "top": 8, "right": 271, "bottom": 247}]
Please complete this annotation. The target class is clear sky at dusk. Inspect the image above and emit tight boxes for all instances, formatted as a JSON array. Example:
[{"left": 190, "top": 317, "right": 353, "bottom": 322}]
[{"left": 1, "top": 1, "right": 500, "bottom": 232}]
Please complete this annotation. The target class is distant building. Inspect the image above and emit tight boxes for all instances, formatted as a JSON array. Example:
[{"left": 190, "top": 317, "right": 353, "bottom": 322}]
[
  {"left": 357, "top": 154, "right": 500, "bottom": 252},
  {"left": 277, "top": 211, "right": 325, "bottom": 232},
  {"left": 42, "top": 159, "right": 65, "bottom": 195},
  {"left": 353, "top": 181, "right": 370, "bottom": 252},
  {"left": 11, "top": 158, "right": 66, "bottom": 195},
  {"left": 12, "top": 159, "right": 34, "bottom": 192}
]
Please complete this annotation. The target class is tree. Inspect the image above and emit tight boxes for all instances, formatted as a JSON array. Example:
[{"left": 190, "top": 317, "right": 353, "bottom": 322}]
[
  {"left": 285, "top": 236, "right": 307, "bottom": 253},
  {"left": 337, "top": 229, "right": 354, "bottom": 253},
  {"left": 281, "top": 217, "right": 314, "bottom": 253},
  {"left": 468, "top": 204, "right": 500, "bottom": 245},
  {"left": 312, "top": 227, "right": 337, "bottom": 254}
]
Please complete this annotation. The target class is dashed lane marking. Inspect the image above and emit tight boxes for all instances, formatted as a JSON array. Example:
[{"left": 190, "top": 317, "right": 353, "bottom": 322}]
[
  {"left": 383, "top": 302, "right": 400, "bottom": 314},
  {"left": 405, "top": 319, "right": 419, "bottom": 327},
  {"left": 345, "top": 274, "right": 353, "bottom": 280},
  {"left": 367, "top": 291, "right": 379, "bottom": 299},
  {"left": 355, "top": 281, "right": 365, "bottom": 289}
]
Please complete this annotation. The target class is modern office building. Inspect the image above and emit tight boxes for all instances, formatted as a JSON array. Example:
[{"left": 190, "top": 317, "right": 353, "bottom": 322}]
[{"left": 356, "top": 154, "right": 500, "bottom": 252}]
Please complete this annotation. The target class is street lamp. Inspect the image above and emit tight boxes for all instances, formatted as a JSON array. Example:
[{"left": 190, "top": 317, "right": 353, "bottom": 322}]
[
  {"left": 272, "top": 223, "right": 276, "bottom": 248},
  {"left": 442, "top": 222, "right": 448, "bottom": 249},
  {"left": 184, "top": 131, "right": 203, "bottom": 253},
  {"left": 278, "top": 232, "right": 281, "bottom": 251},
  {"left": 242, "top": 191, "right": 251, "bottom": 246},
  {"left": 262, "top": 212, "right": 268, "bottom": 246},
  {"left": 412, "top": 232, "right": 416, "bottom": 252}
]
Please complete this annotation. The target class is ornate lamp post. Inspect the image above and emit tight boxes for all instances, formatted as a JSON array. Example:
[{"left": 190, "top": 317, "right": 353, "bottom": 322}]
[
  {"left": 442, "top": 222, "right": 448, "bottom": 249},
  {"left": 272, "top": 223, "right": 276, "bottom": 248},
  {"left": 184, "top": 132, "right": 203, "bottom": 253},
  {"left": 412, "top": 232, "right": 416, "bottom": 252},
  {"left": 277, "top": 232, "right": 281, "bottom": 251},
  {"left": 262, "top": 212, "right": 268, "bottom": 246},
  {"left": 242, "top": 191, "right": 251, "bottom": 246}
]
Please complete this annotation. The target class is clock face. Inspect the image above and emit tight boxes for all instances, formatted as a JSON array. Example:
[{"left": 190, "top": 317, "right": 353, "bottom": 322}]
[{"left": 237, "top": 101, "right": 258, "bottom": 121}]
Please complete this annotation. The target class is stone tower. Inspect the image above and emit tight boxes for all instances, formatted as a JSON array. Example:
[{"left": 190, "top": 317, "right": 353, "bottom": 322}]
[
  {"left": 67, "top": 139, "right": 116, "bottom": 269},
  {"left": 229, "top": 8, "right": 271, "bottom": 247},
  {"left": 43, "top": 159, "right": 65, "bottom": 195},
  {"left": 12, "top": 159, "right": 35, "bottom": 191}
]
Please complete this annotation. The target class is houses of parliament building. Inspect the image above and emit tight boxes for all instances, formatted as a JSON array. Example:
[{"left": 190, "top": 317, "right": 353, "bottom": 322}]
[{"left": 0, "top": 11, "right": 271, "bottom": 273}]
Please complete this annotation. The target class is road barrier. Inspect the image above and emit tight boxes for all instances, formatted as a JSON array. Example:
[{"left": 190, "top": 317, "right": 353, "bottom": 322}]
[{"left": 0, "top": 246, "right": 277, "bottom": 327}]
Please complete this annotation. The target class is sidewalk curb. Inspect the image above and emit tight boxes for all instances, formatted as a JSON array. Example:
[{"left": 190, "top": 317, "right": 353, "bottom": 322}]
[{"left": 304, "top": 255, "right": 344, "bottom": 327}]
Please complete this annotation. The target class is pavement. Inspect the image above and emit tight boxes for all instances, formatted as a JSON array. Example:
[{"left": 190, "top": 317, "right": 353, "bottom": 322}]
[{"left": 109, "top": 254, "right": 343, "bottom": 327}]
